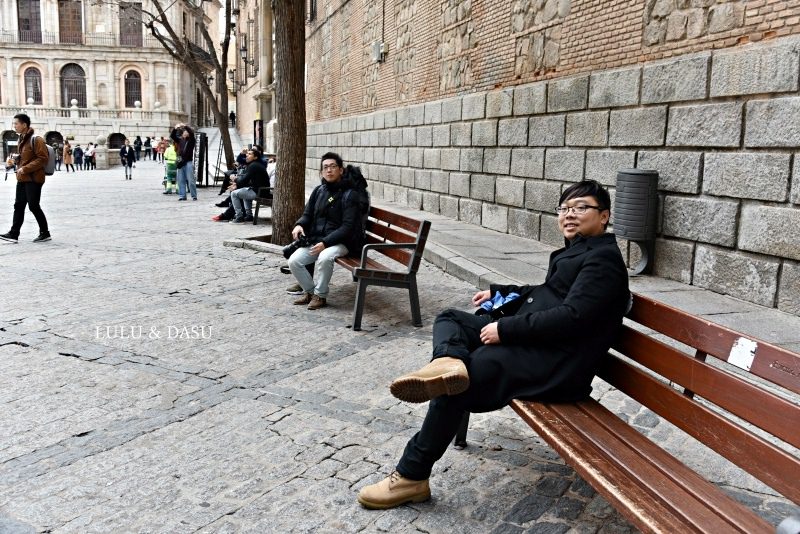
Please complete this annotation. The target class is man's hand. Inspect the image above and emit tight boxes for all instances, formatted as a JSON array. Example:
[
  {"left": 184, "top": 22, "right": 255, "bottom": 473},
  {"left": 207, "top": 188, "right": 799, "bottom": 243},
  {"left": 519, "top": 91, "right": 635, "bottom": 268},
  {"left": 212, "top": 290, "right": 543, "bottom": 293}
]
[
  {"left": 472, "top": 290, "right": 491, "bottom": 307},
  {"left": 480, "top": 322, "right": 500, "bottom": 345},
  {"left": 291, "top": 225, "right": 305, "bottom": 240},
  {"left": 310, "top": 242, "right": 326, "bottom": 255},
  {"left": 226, "top": 184, "right": 236, "bottom": 192}
]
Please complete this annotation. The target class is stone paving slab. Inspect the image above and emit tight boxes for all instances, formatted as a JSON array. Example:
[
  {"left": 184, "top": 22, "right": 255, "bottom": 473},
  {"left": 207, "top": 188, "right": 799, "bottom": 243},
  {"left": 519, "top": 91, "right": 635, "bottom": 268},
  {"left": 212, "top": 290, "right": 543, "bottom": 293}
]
[{"left": 1, "top": 161, "right": 798, "bottom": 533}]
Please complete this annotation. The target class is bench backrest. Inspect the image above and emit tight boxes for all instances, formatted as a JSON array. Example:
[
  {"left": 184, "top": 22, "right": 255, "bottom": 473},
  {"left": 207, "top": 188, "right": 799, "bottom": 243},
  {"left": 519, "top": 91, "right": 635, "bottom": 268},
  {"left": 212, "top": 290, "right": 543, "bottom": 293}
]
[
  {"left": 364, "top": 206, "right": 431, "bottom": 272},
  {"left": 603, "top": 293, "right": 800, "bottom": 504}
]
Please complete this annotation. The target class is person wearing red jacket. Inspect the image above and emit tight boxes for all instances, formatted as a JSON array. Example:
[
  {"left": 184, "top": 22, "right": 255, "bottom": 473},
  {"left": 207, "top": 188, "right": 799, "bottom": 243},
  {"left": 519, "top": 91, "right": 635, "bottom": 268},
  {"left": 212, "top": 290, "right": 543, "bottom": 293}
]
[{"left": 1, "top": 113, "right": 51, "bottom": 243}]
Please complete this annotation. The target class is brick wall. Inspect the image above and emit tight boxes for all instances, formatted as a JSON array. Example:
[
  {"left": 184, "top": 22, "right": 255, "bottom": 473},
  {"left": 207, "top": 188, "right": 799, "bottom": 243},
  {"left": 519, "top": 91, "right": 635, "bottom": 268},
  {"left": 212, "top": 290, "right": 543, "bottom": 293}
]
[{"left": 304, "top": 2, "right": 800, "bottom": 314}]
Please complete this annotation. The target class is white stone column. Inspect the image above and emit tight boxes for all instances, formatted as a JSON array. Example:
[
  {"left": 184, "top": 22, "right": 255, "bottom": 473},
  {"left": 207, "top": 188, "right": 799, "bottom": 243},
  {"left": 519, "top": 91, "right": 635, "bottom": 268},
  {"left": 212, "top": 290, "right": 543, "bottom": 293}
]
[
  {"left": 6, "top": 58, "right": 17, "bottom": 106},
  {"left": 87, "top": 60, "right": 96, "bottom": 107},
  {"left": 48, "top": 58, "right": 57, "bottom": 108},
  {"left": 149, "top": 61, "right": 156, "bottom": 109},
  {"left": 108, "top": 60, "right": 116, "bottom": 109}
]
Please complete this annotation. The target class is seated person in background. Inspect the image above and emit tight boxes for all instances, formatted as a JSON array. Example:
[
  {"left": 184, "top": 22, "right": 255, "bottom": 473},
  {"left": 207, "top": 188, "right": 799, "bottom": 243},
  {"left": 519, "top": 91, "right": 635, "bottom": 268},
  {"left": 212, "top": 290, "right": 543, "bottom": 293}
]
[
  {"left": 356, "top": 179, "right": 631, "bottom": 510},
  {"left": 228, "top": 147, "right": 269, "bottom": 223},
  {"left": 286, "top": 152, "right": 361, "bottom": 311}
]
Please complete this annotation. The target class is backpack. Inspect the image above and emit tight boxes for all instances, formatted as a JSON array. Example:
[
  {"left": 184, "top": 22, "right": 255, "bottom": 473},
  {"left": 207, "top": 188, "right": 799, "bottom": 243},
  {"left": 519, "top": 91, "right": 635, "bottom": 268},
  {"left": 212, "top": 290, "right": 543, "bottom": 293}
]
[
  {"left": 31, "top": 136, "right": 56, "bottom": 176},
  {"left": 343, "top": 165, "right": 370, "bottom": 250}
]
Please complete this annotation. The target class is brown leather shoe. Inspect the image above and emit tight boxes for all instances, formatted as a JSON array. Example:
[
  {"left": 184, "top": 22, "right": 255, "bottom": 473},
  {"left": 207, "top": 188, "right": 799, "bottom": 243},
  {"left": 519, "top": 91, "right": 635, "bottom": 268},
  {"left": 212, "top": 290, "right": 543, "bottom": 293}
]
[
  {"left": 357, "top": 471, "right": 430, "bottom": 510},
  {"left": 389, "top": 357, "right": 469, "bottom": 403},
  {"left": 293, "top": 293, "right": 312, "bottom": 305},
  {"left": 307, "top": 295, "right": 327, "bottom": 310}
]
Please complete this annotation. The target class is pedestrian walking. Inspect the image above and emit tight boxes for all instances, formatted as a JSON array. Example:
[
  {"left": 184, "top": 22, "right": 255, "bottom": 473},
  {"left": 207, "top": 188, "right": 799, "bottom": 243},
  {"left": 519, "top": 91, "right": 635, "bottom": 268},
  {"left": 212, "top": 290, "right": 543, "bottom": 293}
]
[
  {"left": 63, "top": 141, "right": 75, "bottom": 172},
  {"left": 144, "top": 137, "right": 152, "bottom": 160},
  {"left": 53, "top": 143, "right": 62, "bottom": 171},
  {"left": 229, "top": 111, "right": 236, "bottom": 127},
  {"left": 133, "top": 135, "right": 142, "bottom": 161},
  {"left": 73, "top": 144, "right": 84, "bottom": 170},
  {"left": 0, "top": 113, "right": 52, "bottom": 243},
  {"left": 170, "top": 124, "right": 196, "bottom": 201},
  {"left": 120, "top": 139, "right": 136, "bottom": 180},
  {"left": 85, "top": 143, "right": 96, "bottom": 170}
]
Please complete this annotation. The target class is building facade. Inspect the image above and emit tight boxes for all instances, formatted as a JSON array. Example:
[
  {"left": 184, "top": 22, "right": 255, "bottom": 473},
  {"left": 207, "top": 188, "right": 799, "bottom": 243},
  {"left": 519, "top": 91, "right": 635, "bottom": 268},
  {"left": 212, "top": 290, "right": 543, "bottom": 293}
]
[
  {"left": 229, "top": 0, "right": 275, "bottom": 152},
  {"left": 0, "top": 0, "right": 221, "bottom": 158},
  {"left": 302, "top": 0, "right": 800, "bottom": 315}
]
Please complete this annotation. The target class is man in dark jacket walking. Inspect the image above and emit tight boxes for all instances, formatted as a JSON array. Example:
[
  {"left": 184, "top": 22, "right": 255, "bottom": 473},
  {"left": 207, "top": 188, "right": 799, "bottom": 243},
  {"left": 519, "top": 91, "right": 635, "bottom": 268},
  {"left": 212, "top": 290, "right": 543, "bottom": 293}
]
[
  {"left": 357, "top": 180, "right": 631, "bottom": 509},
  {"left": 287, "top": 152, "right": 361, "bottom": 310},
  {"left": 120, "top": 139, "right": 135, "bottom": 180},
  {"left": 1, "top": 113, "right": 51, "bottom": 243},
  {"left": 170, "top": 124, "right": 196, "bottom": 201}
]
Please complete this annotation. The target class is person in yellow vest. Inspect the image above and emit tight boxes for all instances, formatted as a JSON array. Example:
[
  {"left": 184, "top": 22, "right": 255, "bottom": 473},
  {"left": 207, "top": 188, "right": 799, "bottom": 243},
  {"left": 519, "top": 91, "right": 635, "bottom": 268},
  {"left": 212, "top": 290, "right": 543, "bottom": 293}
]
[{"left": 163, "top": 141, "right": 178, "bottom": 195}]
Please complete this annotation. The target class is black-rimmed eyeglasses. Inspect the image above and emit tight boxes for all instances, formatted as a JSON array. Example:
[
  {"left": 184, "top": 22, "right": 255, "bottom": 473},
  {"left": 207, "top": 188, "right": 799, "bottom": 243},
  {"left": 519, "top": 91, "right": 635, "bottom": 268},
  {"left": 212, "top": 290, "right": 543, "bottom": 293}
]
[{"left": 555, "top": 205, "right": 603, "bottom": 215}]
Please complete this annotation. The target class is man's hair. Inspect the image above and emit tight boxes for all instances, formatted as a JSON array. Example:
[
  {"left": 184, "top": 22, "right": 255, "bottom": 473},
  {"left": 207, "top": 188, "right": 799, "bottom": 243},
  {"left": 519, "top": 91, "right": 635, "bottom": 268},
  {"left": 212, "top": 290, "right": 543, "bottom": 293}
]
[
  {"left": 559, "top": 180, "right": 611, "bottom": 211},
  {"left": 249, "top": 146, "right": 262, "bottom": 160},
  {"left": 320, "top": 152, "right": 343, "bottom": 170},
  {"left": 13, "top": 113, "right": 31, "bottom": 127}
]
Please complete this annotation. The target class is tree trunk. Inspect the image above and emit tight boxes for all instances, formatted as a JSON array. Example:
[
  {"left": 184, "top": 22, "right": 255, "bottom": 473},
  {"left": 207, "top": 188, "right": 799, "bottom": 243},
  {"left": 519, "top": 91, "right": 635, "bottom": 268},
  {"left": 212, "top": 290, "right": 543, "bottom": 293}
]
[{"left": 271, "top": 0, "right": 307, "bottom": 245}]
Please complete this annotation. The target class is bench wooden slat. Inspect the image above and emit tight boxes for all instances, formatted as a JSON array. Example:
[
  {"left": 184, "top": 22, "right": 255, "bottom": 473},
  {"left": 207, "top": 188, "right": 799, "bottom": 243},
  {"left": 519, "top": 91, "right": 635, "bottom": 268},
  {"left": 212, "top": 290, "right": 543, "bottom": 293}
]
[
  {"left": 368, "top": 206, "right": 422, "bottom": 233},
  {"left": 628, "top": 294, "right": 800, "bottom": 395},
  {"left": 599, "top": 354, "right": 800, "bottom": 504},
  {"left": 615, "top": 325, "right": 800, "bottom": 449},
  {"left": 511, "top": 400, "right": 769, "bottom": 533}
]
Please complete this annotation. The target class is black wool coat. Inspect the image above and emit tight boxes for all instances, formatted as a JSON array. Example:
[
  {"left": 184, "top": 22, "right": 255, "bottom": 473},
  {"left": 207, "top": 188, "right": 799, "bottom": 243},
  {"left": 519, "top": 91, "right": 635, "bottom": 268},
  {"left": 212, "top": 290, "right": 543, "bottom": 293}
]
[{"left": 470, "top": 232, "right": 630, "bottom": 407}]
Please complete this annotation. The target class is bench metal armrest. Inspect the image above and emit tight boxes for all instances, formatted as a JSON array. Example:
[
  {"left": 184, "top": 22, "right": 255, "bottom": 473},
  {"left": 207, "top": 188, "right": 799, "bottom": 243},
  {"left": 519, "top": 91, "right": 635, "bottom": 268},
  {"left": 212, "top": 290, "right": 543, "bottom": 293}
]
[{"left": 359, "top": 242, "right": 417, "bottom": 270}]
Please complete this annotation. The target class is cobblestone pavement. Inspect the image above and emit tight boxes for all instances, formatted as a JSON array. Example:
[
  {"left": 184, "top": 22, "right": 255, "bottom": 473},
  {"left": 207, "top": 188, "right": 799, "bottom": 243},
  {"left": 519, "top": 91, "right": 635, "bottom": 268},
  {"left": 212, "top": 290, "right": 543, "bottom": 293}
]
[{"left": 0, "top": 161, "right": 797, "bottom": 533}]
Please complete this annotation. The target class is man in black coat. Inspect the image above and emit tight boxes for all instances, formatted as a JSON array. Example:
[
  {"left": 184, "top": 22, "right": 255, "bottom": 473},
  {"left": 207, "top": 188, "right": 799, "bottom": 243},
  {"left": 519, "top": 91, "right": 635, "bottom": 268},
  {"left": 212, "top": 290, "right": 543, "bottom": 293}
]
[
  {"left": 358, "top": 179, "right": 631, "bottom": 510},
  {"left": 120, "top": 139, "right": 136, "bottom": 180},
  {"left": 287, "top": 152, "right": 360, "bottom": 311},
  {"left": 228, "top": 147, "right": 269, "bottom": 223}
]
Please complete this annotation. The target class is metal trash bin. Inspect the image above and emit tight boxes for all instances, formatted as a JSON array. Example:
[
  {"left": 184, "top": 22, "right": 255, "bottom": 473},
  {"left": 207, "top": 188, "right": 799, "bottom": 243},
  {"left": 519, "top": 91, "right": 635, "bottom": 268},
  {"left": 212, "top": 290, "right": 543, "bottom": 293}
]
[{"left": 615, "top": 169, "right": 658, "bottom": 275}]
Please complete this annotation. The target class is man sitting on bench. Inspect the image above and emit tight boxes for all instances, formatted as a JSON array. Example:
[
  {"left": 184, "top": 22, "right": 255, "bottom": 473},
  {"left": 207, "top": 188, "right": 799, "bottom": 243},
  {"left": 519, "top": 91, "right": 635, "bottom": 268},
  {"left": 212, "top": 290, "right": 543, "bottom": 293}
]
[{"left": 357, "top": 179, "right": 630, "bottom": 509}]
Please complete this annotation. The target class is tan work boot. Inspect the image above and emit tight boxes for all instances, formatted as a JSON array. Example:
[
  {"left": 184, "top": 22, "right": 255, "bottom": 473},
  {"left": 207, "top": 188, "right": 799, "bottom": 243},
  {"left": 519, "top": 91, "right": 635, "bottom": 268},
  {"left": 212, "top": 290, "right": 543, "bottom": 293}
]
[
  {"left": 307, "top": 295, "right": 327, "bottom": 310},
  {"left": 357, "top": 471, "right": 431, "bottom": 509},
  {"left": 293, "top": 292, "right": 313, "bottom": 305},
  {"left": 390, "top": 357, "right": 469, "bottom": 403}
]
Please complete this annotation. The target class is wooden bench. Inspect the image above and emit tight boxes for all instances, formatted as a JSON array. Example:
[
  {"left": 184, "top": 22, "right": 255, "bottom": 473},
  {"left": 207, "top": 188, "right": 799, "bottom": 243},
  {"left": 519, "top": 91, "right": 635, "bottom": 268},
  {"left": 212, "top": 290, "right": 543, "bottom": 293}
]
[
  {"left": 252, "top": 187, "right": 273, "bottom": 226},
  {"left": 334, "top": 206, "right": 431, "bottom": 331},
  {"left": 455, "top": 292, "right": 800, "bottom": 533}
]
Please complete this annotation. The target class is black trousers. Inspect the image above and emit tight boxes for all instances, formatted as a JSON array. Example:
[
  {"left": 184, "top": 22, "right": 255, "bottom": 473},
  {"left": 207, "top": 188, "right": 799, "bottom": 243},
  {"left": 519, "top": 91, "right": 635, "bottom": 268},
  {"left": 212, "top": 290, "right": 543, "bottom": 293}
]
[
  {"left": 397, "top": 309, "right": 510, "bottom": 481},
  {"left": 11, "top": 181, "right": 48, "bottom": 236}
]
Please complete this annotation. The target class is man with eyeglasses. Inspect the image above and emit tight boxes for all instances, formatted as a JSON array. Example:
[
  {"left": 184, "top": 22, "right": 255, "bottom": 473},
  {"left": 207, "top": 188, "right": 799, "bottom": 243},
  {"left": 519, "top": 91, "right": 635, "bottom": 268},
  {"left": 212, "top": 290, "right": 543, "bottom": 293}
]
[
  {"left": 358, "top": 179, "right": 630, "bottom": 509},
  {"left": 286, "top": 152, "right": 361, "bottom": 310}
]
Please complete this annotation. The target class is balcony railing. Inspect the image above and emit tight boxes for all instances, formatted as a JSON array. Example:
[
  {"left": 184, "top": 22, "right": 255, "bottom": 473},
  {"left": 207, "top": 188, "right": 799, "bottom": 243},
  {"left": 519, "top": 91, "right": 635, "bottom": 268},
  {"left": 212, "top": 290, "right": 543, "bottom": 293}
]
[
  {"left": 0, "top": 105, "right": 183, "bottom": 122},
  {"left": 0, "top": 30, "right": 163, "bottom": 48}
]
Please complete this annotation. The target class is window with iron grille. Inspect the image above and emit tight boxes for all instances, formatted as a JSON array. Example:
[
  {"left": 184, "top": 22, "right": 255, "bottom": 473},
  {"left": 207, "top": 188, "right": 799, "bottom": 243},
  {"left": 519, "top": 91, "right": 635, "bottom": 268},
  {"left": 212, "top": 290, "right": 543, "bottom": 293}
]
[
  {"left": 247, "top": 18, "right": 259, "bottom": 78},
  {"left": 61, "top": 63, "right": 87, "bottom": 107},
  {"left": 58, "top": 0, "right": 83, "bottom": 44},
  {"left": 124, "top": 70, "right": 142, "bottom": 108},
  {"left": 24, "top": 67, "right": 43, "bottom": 104},
  {"left": 119, "top": 2, "right": 143, "bottom": 47},
  {"left": 238, "top": 32, "right": 247, "bottom": 89},
  {"left": 18, "top": 0, "right": 42, "bottom": 43}
]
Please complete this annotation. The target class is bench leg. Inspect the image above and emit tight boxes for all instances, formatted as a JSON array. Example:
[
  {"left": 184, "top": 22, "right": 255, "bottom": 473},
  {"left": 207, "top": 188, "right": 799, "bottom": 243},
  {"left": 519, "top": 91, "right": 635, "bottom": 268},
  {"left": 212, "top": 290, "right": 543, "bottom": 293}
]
[
  {"left": 351, "top": 278, "right": 369, "bottom": 331},
  {"left": 454, "top": 412, "right": 470, "bottom": 449},
  {"left": 408, "top": 275, "right": 422, "bottom": 327},
  {"left": 253, "top": 200, "right": 260, "bottom": 225}
]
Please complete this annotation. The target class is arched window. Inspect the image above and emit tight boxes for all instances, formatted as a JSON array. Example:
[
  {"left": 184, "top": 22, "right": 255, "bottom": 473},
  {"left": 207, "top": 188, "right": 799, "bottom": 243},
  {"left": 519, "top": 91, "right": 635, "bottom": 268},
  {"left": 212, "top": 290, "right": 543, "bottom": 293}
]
[
  {"left": 124, "top": 70, "right": 141, "bottom": 108},
  {"left": 24, "top": 67, "right": 43, "bottom": 104},
  {"left": 60, "top": 63, "right": 86, "bottom": 108}
]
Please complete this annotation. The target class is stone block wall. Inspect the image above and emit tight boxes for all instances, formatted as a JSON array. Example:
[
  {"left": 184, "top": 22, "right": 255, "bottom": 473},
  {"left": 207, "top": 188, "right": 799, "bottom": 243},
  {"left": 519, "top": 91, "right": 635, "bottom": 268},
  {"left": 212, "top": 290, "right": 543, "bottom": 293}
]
[{"left": 307, "top": 36, "right": 800, "bottom": 314}]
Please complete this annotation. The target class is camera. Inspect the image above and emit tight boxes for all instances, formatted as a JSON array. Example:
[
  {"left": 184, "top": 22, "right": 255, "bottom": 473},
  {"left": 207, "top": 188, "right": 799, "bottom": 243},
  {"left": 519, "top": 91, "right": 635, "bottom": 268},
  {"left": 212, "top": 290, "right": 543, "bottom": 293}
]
[{"left": 282, "top": 235, "right": 316, "bottom": 259}]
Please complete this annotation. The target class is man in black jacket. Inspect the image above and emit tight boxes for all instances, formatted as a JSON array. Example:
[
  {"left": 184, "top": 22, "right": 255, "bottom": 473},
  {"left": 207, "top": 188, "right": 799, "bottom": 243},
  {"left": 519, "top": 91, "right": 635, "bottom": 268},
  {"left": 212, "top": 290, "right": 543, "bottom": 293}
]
[
  {"left": 287, "top": 152, "right": 360, "bottom": 311},
  {"left": 120, "top": 140, "right": 135, "bottom": 180},
  {"left": 229, "top": 147, "right": 269, "bottom": 223},
  {"left": 358, "top": 180, "right": 631, "bottom": 510},
  {"left": 170, "top": 124, "right": 196, "bottom": 201}
]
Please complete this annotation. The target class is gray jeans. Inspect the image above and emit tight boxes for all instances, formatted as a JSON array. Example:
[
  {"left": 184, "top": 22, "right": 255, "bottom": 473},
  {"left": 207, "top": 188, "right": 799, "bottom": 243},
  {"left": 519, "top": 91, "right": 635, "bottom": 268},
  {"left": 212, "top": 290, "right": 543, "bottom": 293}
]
[{"left": 287, "top": 243, "right": 348, "bottom": 298}]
